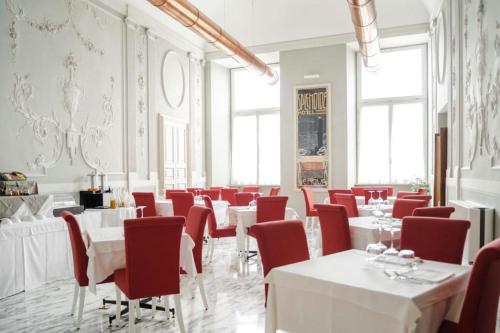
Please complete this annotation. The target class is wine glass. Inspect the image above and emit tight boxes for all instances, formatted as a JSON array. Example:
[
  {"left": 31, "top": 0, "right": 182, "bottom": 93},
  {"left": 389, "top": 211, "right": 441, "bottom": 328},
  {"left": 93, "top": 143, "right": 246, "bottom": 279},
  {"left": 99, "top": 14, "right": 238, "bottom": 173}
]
[
  {"left": 368, "top": 190, "right": 375, "bottom": 207},
  {"left": 372, "top": 211, "right": 388, "bottom": 252},
  {"left": 376, "top": 190, "right": 384, "bottom": 207},
  {"left": 383, "top": 214, "right": 399, "bottom": 256}
]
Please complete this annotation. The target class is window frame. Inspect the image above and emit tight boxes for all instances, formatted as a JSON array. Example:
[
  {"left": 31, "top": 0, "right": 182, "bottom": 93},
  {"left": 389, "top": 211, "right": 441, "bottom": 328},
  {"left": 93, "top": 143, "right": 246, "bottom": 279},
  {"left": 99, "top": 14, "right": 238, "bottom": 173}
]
[
  {"left": 356, "top": 44, "right": 428, "bottom": 185},
  {"left": 230, "top": 64, "right": 281, "bottom": 186}
]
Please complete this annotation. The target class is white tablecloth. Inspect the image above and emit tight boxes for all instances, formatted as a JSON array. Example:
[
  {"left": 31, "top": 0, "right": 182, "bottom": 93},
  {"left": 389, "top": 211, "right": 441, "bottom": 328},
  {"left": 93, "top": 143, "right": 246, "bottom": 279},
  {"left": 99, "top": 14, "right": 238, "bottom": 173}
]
[
  {"left": 86, "top": 227, "right": 196, "bottom": 294},
  {"left": 227, "top": 206, "right": 300, "bottom": 251},
  {"left": 265, "top": 250, "right": 469, "bottom": 333},
  {"left": 324, "top": 196, "right": 397, "bottom": 205},
  {"left": 155, "top": 199, "right": 229, "bottom": 224},
  {"left": 85, "top": 207, "right": 136, "bottom": 227},
  {"left": 358, "top": 204, "right": 393, "bottom": 217}
]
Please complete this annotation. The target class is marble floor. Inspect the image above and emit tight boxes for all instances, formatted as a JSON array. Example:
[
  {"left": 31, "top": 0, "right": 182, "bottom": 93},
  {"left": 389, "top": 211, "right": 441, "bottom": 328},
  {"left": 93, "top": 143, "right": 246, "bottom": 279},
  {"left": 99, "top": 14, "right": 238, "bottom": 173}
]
[{"left": 0, "top": 233, "right": 499, "bottom": 333}]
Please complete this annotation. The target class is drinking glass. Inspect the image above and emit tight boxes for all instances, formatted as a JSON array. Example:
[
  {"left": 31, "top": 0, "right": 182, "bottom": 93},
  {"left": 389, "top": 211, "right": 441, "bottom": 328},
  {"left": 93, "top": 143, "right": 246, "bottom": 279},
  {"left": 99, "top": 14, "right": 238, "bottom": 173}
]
[
  {"left": 368, "top": 190, "right": 375, "bottom": 206},
  {"left": 376, "top": 190, "right": 384, "bottom": 207},
  {"left": 383, "top": 215, "right": 399, "bottom": 256}
]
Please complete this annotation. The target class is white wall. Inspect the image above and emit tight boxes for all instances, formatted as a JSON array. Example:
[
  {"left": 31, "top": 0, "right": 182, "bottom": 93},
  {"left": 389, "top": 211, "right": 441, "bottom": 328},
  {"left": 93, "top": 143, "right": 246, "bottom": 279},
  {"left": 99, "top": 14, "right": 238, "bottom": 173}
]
[
  {"left": 0, "top": 0, "right": 205, "bottom": 197},
  {"left": 430, "top": 0, "right": 500, "bottom": 236},
  {"left": 280, "top": 44, "right": 351, "bottom": 217}
]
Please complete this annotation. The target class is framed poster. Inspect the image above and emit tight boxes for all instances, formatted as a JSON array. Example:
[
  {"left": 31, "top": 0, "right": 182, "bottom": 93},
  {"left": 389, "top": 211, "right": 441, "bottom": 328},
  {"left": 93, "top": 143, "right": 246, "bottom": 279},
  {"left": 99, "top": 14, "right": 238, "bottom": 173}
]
[{"left": 295, "top": 83, "right": 331, "bottom": 189}]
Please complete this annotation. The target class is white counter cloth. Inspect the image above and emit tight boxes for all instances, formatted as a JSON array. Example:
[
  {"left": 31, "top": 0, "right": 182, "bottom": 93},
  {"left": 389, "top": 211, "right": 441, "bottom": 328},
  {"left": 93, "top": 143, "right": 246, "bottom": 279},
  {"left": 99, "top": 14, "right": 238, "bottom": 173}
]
[
  {"left": 324, "top": 195, "right": 397, "bottom": 206},
  {"left": 85, "top": 207, "right": 136, "bottom": 227},
  {"left": 314, "top": 216, "right": 401, "bottom": 252},
  {"left": 155, "top": 199, "right": 229, "bottom": 224},
  {"left": 265, "top": 249, "right": 469, "bottom": 333},
  {"left": 227, "top": 206, "right": 300, "bottom": 251},
  {"left": 86, "top": 227, "right": 196, "bottom": 294}
]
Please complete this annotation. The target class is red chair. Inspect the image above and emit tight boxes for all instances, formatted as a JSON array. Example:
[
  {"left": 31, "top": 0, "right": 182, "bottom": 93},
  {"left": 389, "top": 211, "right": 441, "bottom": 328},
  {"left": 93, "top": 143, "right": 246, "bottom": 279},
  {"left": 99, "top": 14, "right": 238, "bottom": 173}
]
[
  {"left": 301, "top": 187, "right": 318, "bottom": 229},
  {"left": 250, "top": 220, "right": 310, "bottom": 304},
  {"left": 131, "top": 192, "right": 157, "bottom": 217},
  {"left": 242, "top": 185, "right": 260, "bottom": 193},
  {"left": 400, "top": 216, "right": 470, "bottom": 264},
  {"left": 61, "top": 211, "right": 114, "bottom": 329},
  {"left": 113, "top": 217, "right": 186, "bottom": 332},
  {"left": 396, "top": 191, "right": 419, "bottom": 199},
  {"left": 165, "top": 189, "right": 187, "bottom": 199},
  {"left": 269, "top": 187, "right": 280, "bottom": 196},
  {"left": 315, "top": 204, "right": 352, "bottom": 256},
  {"left": 363, "top": 189, "right": 388, "bottom": 204},
  {"left": 392, "top": 199, "right": 427, "bottom": 219},
  {"left": 413, "top": 206, "right": 455, "bottom": 218},
  {"left": 171, "top": 192, "right": 195, "bottom": 218},
  {"left": 221, "top": 188, "right": 239, "bottom": 206},
  {"left": 333, "top": 193, "right": 359, "bottom": 217},
  {"left": 200, "top": 189, "right": 220, "bottom": 200},
  {"left": 235, "top": 192, "right": 254, "bottom": 206},
  {"left": 184, "top": 205, "right": 211, "bottom": 310},
  {"left": 187, "top": 187, "right": 203, "bottom": 196},
  {"left": 400, "top": 194, "right": 432, "bottom": 206},
  {"left": 327, "top": 189, "right": 352, "bottom": 204},
  {"left": 438, "top": 238, "right": 500, "bottom": 333},
  {"left": 203, "top": 196, "right": 236, "bottom": 262}
]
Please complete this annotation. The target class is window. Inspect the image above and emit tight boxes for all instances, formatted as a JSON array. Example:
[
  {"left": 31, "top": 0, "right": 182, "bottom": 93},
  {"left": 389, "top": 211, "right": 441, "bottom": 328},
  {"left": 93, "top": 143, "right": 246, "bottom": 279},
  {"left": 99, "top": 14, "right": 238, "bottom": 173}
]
[
  {"left": 357, "top": 46, "right": 427, "bottom": 184},
  {"left": 231, "top": 65, "right": 280, "bottom": 185}
]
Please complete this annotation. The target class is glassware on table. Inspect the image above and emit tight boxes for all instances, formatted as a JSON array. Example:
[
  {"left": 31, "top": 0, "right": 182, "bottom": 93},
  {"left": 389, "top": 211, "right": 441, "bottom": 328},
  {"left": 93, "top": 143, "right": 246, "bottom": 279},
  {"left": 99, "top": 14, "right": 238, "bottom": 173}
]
[
  {"left": 383, "top": 214, "right": 399, "bottom": 256},
  {"left": 368, "top": 190, "right": 375, "bottom": 206},
  {"left": 376, "top": 190, "right": 384, "bottom": 207},
  {"left": 249, "top": 199, "right": 256, "bottom": 207}
]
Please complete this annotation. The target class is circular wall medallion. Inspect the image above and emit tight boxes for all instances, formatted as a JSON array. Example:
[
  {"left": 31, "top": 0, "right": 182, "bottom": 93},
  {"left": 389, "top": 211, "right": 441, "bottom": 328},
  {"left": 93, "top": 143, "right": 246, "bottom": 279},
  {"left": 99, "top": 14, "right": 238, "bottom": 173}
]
[
  {"left": 436, "top": 11, "right": 447, "bottom": 84},
  {"left": 162, "top": 51, "right": 185, "bottom": 109}
]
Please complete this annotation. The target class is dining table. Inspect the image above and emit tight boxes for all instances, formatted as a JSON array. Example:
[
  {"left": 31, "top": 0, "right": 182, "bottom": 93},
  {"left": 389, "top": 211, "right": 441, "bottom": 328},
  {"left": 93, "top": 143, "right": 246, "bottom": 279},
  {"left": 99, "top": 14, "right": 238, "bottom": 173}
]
[
  {"left": 324, "top": 195, "right": 397, "bottom": 205},
  {"left": 227, "top": 206, "right": 300, "bottom": 252},
  {"left": 85, "top": 207, "right": 137, "bottom": 227},
  {"left": 155, "top": 198, "right": 229, "bottom": 224},
  {"left": 265, "top": 249, "right": 470, "bottom": 333}
]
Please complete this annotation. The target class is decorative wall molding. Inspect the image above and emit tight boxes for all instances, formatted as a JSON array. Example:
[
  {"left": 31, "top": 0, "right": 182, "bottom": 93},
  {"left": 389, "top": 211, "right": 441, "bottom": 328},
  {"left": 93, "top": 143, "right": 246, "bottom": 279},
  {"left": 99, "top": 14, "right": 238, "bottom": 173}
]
[{"left": 161, "top": 50, "right": 186, "bottom": 109}]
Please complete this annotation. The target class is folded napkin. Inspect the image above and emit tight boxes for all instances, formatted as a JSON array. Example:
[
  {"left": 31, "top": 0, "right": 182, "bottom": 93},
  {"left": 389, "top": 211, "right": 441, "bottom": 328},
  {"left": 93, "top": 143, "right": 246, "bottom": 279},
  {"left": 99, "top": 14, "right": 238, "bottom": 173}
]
[{"left": 403, "top": 269, "right": 454, "bottom": 283}]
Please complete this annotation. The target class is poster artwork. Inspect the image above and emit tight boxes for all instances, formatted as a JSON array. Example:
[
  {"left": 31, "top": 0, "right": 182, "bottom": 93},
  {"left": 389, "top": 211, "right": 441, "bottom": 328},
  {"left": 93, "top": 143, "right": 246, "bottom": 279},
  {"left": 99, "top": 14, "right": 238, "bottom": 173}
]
[{"left": 296, "top": 85, "right": 329, "bottom": 188}]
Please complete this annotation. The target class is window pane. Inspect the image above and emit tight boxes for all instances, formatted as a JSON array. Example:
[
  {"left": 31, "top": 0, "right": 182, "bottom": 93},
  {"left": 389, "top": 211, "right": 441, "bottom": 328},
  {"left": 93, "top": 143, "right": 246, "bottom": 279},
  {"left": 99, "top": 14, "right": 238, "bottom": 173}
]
[
  {"left": 258, "top": 113, "right": 280, "bottom": 185},
  {"left": 232, "top": 115, "right": 257, "bottom": 184},
  {"left": 361, "top": 48, "right": 423, "bottom": 99},
  {"left": 358, "top": 105, "right": 390, "bottom": 184},
  {"left": 233, "top": 66, "right": 280, "bottom": 110},
  {"left": 391, "top": 103, "right": 425, "bottom": 183}
]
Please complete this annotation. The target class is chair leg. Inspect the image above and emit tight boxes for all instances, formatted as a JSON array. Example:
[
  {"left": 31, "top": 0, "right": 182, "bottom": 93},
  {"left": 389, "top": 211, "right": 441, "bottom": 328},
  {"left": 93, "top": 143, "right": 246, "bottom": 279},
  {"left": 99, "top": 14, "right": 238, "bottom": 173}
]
[
  {"left": 163, "top": 296, "right": 171, "bottom": 320},
  {"left": 71, "top": 281, "right": 79, "bottom": 316},
  {"left": 128, "top": 299, "right": 136, "bottom": 333},
  {"left": 197, "top": 275, "right": 209, "bottom": 310},
  {"left": 245, "top": 235, "right": 250, "bottom": 261},
  {"left": 152, "top": 297, "right": 157, "bottom": 318},
  {"left": 174, "top": 294, "right": 186, "bottom": 333},
  {"left": 135, "top": 299, "right": 141, "bottom": 319},
  {"left": 75, "top": 287, "right": 86, "bottom": 329},
  {"left": 115, "top": 285, "right": 121, "bottom": 326},
  {"left": 209, "top": 238, "right": 215, "bottom": 263}
]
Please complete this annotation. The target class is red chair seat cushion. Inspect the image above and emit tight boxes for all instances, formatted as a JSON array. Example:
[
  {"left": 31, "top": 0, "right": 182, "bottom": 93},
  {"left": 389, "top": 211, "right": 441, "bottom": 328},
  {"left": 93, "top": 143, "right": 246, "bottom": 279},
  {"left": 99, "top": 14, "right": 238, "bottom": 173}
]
[{"left": 212, "top": 225, "right": 237, "bottom": 238}]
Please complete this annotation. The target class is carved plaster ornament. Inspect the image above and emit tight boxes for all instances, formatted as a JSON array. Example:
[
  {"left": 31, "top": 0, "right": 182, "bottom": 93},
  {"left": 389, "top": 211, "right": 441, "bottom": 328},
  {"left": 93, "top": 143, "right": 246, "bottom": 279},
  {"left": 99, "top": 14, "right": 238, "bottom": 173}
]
[{"left": 138, "top": 97, "right": 145, "bottom": 114}]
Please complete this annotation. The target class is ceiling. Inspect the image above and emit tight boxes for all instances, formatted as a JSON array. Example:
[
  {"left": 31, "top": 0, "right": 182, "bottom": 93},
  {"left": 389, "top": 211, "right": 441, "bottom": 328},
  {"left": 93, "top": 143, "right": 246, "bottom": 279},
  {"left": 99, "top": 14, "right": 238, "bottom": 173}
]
[{"left": 116, "top": 0, "right": 442, "bottom": 53}]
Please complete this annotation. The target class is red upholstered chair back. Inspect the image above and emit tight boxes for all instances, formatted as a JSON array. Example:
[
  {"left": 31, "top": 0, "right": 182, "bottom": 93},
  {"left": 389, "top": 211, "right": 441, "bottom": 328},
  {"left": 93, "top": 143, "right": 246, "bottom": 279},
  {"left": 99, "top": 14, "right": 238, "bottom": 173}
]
[
  {"left": 256, "top": 196, "right": 288, "bottom": 223},
  {"left": 392, "top": 199, "right": 427, "bottom": 219},
  {"left": 165, "top": 189, "right": 187, "bottom": 199},
  {"left": 221, "top": 188, "right": 238, "bottom": 206},
  {"left": 396, "top": 191, "right": 418, "bottom": 198},
  {"left": 251, "top": 220, "right": 310, "bottom": 304},
  {"left": 327, "top": 189, "right": 352, "bottom": 204},
  {"left": 171, "top": 192, "right": 195, "bottom": 218},
  {"left": 453, "top": 238, "right": 500, "bottom": 333},
  {"left": 200, "top": 189, "right": 220, "bottom": 200},
  {"left": 242, "top": 186, "right": 260, "bottom": 193},
  {"left": 413, "top": 206, "right": 455, "bottom": 218},
  {"left": 400, "top": 194, "right": 432, "bottom": 206},
  {"left": 185, "top": 206, "right": 211, "bottom": 274},
  {"left": 315, "top": 204, "right": 352, "bottom": 255},
  {"left": 131, "top": 192, "right": 157, "bottom": 217},
  {"left": 187, "top": 188, "right": 203, "bottom": 196},
  {"left": 269, "top": 187, "right": 280, "bottom": 196},
  {"left": 122, "top": 217, "right": 184, "bottom": 299},
  {"left": 333, "top": 193, "right": 359, "bottom": 217},
  {"left": 62, "top": 211, "right": 89, "bottom": 286},
  {"left": 400, "top": 217, "right": 470, "bottom": 264},
  {"left": 235, "top": 192, "right": 254, "bottom": 206},
  {"left": 301, "top": 187, "right": 316, "bottom": 216},
  {"left": 363, "top": 189, "right": 388, "bottom": 204},
  {"left": 203, "top": 196, "right": 218, "bottom": 237}
]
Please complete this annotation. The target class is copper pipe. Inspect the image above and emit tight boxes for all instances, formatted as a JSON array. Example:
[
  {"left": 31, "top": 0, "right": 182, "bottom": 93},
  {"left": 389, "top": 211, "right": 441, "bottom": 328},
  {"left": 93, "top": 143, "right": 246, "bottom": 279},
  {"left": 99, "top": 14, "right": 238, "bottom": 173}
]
[
  {"left": 347, "top": 0, "right": 380, "bottom": 71},
  {"left": 147, "top": 0, "right": 279, "bottom": 84}
]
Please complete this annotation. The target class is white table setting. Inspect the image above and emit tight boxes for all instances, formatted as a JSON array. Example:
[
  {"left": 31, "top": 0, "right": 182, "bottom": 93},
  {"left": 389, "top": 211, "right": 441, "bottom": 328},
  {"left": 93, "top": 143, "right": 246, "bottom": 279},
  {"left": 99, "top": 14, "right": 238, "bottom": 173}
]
[
  {"left": 323, "top": 195, "right": 397, "bottom": 206},
  {"left": 85, "top": 207, "right": 137, "bottom": 228},
  {"left": 265, "top": 249, "right": 470, "bottom": 333},
  {"left": 155, "top": 198, "right": 229, "bottom": 224},
  {"left": 227, "top": 206, "right": 300, "bottom": 252},
  {"left": 85, "top": 226, "right": 196, "bottom": 294}
]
